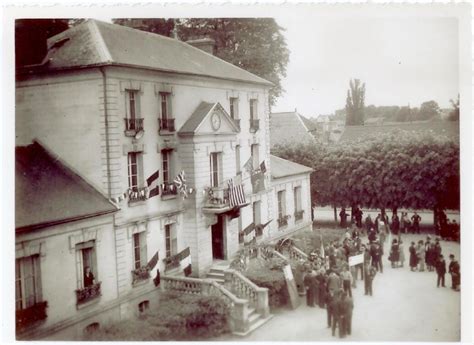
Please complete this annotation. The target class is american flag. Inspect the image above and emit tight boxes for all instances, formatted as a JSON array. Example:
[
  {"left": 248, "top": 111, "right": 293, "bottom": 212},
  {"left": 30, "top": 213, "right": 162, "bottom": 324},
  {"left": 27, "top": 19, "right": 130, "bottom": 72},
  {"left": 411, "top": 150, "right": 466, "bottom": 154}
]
[
  {"left": 227, "top": 178, "right": 246, "bottom": 207},
  {"left": 174, "top": 170, "right": 188, "bottom": 198}
]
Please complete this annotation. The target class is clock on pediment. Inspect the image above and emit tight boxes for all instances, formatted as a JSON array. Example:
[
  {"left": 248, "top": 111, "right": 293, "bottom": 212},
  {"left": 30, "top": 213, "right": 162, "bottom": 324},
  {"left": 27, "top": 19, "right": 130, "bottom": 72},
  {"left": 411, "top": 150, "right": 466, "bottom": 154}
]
[{"left": 211, "top": 111, "right": 221, "bottom": 131}]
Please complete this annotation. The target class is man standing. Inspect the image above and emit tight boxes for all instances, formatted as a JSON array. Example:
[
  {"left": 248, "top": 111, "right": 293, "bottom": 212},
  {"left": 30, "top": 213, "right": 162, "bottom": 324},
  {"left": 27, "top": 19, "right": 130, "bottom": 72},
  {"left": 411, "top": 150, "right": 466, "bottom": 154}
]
[
  {"left": 83, "top": 266, "right": 95, "bottom": 288},
  {"left": 303, "top": 268, "right": 315, "bottom": 307},
  {"left": 340, "top": 265, "right": 353, "bottom": 298},
  {"left": 411, "top": 212, "right": 421, "bottom": 234},
  {"left": 327, "top": 270, "right": 342, "bottom": 296},
  {"left": 364, "top": 264, "right": 377, "bottom": 296},
  {"left": 448, "top": 254, "right": 460, "bottom": 291},
  {"left": 436, "top": 254, "right": 446, "bottom": 287},
  {"left": 365, "top": 214, "right": 373, "bottom": 234},
  {"left": 339, "top": 208, "right": 348, "bottom": 228},
  {"left": 340, "top": 291, "right": 354, "bottom": 337},
  {"left": 330, "top": 291, "right": 342, "bottom": 337}
]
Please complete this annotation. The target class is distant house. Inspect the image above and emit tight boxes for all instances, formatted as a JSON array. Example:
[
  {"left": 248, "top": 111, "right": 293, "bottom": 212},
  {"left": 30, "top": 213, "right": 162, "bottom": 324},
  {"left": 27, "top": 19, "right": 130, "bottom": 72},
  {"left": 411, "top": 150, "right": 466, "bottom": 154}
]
[
  {"left": 338, "top": 119, "right": 459, "bottom": 143},
  {"left": 270, "top": 110, "right": 319, "bottom": 148}
]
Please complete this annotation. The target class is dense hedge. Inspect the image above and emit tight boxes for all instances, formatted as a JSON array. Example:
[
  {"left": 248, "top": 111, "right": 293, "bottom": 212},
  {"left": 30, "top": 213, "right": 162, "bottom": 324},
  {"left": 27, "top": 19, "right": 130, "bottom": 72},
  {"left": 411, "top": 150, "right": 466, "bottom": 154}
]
[{"left": 84, "top": 292, "right": 230, "bottom": 341}]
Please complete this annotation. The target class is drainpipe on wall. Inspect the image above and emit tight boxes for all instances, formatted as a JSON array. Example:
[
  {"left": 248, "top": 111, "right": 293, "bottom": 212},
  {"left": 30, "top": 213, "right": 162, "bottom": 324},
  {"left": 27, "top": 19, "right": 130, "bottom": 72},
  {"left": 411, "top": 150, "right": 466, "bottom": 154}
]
[{"left": 99, "top": 67, "right": 121, "bottom": 306}]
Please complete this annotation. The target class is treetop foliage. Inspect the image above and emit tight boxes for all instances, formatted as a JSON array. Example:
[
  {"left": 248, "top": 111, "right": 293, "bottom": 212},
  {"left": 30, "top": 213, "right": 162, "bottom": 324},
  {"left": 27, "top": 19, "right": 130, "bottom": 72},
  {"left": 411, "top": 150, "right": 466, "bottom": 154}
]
[{"left": 272, "top": 130, "right": 459, "bottom": 211}]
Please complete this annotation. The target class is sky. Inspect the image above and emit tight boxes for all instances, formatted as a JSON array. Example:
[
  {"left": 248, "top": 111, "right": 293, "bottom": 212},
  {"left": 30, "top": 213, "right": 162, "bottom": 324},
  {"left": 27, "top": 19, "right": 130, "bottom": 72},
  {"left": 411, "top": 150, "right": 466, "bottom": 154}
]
[{"left": 272, "top": 16, "right": 459, "bottom": 117}]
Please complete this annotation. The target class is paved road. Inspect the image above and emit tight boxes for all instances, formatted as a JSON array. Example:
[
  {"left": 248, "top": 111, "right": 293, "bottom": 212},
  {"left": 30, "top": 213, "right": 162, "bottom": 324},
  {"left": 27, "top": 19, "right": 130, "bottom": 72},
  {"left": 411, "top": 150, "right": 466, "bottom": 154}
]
[{"left": 217, "top": 234, "right": 460, "bottom": 342}]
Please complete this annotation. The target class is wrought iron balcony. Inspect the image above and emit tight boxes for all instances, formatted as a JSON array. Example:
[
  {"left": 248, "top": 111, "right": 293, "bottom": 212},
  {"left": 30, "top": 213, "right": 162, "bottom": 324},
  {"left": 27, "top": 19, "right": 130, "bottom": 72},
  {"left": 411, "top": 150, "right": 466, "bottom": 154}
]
[
  {"left": 128, "top": 187, "right": 148, "bottom": 203},
  {"left": 131, "top": 266, "right": 151, "bottom": 285},
  {"left": 203, "top": 186, "right": 230, "bottom": 211},
  {"left": 158, "top": 118, "right": 176, "bottom": 133},
  {"left": 124, "top": 118, "right": 144, "bottom": 135},
  {"left": 76, "top": 282, "right": 101, "bottom": 305},
  {"left": 16, "top": 301, "right": 48, "bottom": 330},
  {"left": 161, "top": 182, "right": 178, "bottom": 197},
  {"left": 233, "top": 118, "right": 241, "bottom": 130},
  {"left": 250, "top": 119, "right": 259, "bottom": 132},
  {"left": 277, "top": 216, "right": 289, "bottom": 228},
  {"left": 295, "top": 210, "right": 304, "bottom": 221}
]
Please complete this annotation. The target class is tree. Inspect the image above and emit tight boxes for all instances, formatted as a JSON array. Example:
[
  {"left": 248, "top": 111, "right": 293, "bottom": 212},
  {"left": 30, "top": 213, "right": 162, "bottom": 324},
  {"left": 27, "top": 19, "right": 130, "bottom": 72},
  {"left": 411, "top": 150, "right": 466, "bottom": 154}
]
[
  {"left": 345, "top": 79, "right": 366, "bottom": 126},
  {"left": 272, "top": 130, "right": 459, "bottom": 226},
  {"left": 113, "top": 18, "right": 290, "bottom": 106},
  {"left": 417, "top": 100, "right": 441, "bottom": 121},
  {"left": 448, "top": 94, "right": 460, "bottom": 121}
]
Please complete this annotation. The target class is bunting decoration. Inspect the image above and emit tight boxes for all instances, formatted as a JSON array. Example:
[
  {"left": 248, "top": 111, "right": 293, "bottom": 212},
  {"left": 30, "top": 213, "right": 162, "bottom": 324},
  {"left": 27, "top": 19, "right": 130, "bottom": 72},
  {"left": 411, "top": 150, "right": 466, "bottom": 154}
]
[
  {"left": 260, "top": 160, "right": 267, "bottom": 174},
  {"left": 146, "top": 251, "right": 159, "bottom": 271},
  {"left": 174, "top": 170, "right": 188, "bottom": 198},
  {"left": 109, "top": 191, "right": 128, "bottom": 205},
  {"left": 146, "top": 170, "right": 160, "bottom": 198},
  {"left": 227, "top": 178, "right": 246, "bottom": 207},
  {"left": 243, "top": 156, "right": 253, "bottom": 173}
]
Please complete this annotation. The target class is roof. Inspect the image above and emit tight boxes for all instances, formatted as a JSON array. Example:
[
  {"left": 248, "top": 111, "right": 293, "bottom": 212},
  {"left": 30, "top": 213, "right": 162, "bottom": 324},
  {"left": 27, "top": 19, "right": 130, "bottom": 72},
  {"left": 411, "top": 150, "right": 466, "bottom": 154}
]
[
  {"left": 16, "top": 141, "right": 118, "bottom": 232},
  {"left": 270, "top": 155, "right": 313, "bottom": 179},
  {"left": 22, "top": 19, "right": 272, "bottom": 86},
  {"left": 270, "top": 111, "right": 318, "bottom": 147},
  {"left": 339, "top": 120, "right": 459, "bottom": 143}
]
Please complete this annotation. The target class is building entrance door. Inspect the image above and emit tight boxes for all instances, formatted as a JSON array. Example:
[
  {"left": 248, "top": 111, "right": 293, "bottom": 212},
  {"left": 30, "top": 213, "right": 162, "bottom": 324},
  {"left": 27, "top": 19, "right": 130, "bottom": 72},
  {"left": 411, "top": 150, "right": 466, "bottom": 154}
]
[{"left": 211, "top": 215, "right": 225, "bottom": 260}]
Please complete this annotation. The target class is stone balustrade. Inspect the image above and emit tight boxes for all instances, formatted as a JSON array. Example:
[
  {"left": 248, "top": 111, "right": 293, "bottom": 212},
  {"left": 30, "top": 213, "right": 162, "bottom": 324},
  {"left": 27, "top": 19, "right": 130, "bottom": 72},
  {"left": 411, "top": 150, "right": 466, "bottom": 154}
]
[
  {"left": 288, "top": 245, "right": 308, "bottom": 261},
  {"left": 224, "top": 269, "right": 269, "bottom": 318},
  {"left": 161, "top": 275, "right": 251, "bottom": 333}
]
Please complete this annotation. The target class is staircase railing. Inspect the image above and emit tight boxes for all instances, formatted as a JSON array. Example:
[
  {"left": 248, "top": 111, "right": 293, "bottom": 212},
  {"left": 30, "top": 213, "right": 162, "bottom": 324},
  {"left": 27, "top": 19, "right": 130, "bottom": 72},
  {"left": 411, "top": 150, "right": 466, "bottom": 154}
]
[
  {"left": 287, "top": 245, "right": 308, "bottom": 261},
  {"left": 161, "top": 275, "right": 251, "bottom": 333},
  {"left": 224, "top": 269, "right": 269, "bottom": 318}
]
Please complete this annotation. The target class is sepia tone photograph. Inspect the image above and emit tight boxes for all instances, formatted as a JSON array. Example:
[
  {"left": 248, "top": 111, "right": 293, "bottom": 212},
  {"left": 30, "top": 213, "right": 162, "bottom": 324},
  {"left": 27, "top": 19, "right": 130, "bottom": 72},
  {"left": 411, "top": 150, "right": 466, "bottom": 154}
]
[{"left": 4, "top": 1, "right": 472, "bottom": 343}]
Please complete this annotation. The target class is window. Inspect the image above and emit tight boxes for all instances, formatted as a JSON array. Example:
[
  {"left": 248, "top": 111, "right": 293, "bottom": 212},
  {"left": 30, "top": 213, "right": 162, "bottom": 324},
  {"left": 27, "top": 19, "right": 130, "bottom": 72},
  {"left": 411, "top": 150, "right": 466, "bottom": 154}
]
[
  {"left": 162, "top": 150, "right": 172, "bottom": 184},
  {"left": 138, "top": 300, "right": 150, "bottom": 313},
  {"left": 133, "top": 232, "right": 147, "bottom": 269},
  {"left": 210, "top": 152, "right": 221, "bottom": 188},
  {"left": 294, "top": 187, "right": 302, "bottom": 212},
  {"left": 277, "top": 190, "right": 286, "bottom": 219},
  {"left": 165, "top": 224, "right": 178, "bottom": 258},
  {"left": 251, "top": 144, "right": 259, "bottom": 171},
  {"left": 128, "top": 153, "right": 139, "bottom": 190},
  {"left": 230, "top": 97, "right": 239, "bottom": 119},
  {"left": 129, "top": 91, "right": 137, "bottom": 119},
  {"left": 235, "top": 145, "right": 241, "bottom": 175},
  {"left": 249, "top": 99, "right": 258, "bottom": 120},
  {"left": 160, "top": 93, "right": 170, "bottom": 120},
  {"left": 84, "top": 322, "right": 100, "bottom": 334},
  {"left": 75, "top": 241, "right": 98, "bottom": 290},
  {"left": 16, "top": 255, "right": 42, "bottom": 311}
]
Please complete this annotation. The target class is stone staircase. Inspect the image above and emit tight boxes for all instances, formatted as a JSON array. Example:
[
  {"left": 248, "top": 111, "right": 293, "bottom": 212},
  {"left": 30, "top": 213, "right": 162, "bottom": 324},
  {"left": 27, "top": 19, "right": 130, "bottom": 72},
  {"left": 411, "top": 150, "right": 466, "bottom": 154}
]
[{"left": 205, "top": 261, "right": 273, "bottom": 336}]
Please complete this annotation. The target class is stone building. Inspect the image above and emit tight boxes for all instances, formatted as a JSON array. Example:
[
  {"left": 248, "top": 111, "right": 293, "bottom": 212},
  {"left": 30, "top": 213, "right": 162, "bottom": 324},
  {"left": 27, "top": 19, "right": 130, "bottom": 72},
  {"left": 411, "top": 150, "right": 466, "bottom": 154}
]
[{"left": 15, "top": 19, "right": 312, "bottom": 339}]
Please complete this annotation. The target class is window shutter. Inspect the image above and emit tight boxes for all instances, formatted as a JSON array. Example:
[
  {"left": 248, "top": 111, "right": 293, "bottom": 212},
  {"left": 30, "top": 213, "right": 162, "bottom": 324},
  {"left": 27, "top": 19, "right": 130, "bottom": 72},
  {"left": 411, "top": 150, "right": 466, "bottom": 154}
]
[
  {"left": 34, "top": 255, "right": 43, "bottom": 302},
  {"left": 171, "top": 226, "right": 178, "bottom": 255},
  {"left": 23, "top": 257, "right": 35, "bottom": 308},
  {"left": 235, "top": 99, "right": 239, "bottom": 119},
  {"left": 136, "top": 91, "right": 141, "bottom": 119},
  {"left": 140, "top": 232, "right": 147, "bottom": 268}
]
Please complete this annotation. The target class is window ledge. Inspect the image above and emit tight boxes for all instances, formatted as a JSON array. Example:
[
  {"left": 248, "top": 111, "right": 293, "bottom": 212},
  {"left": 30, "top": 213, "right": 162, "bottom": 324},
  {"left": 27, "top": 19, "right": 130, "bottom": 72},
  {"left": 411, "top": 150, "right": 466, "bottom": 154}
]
[
  {"left": 158, "top": 130, "right": 176, "bottom": 136},
  {"left": 76, "top": 295, "right": 101, "bottom": 310},
  {"left": 132, "top": 278, "right": 150, "bottom": 288}
]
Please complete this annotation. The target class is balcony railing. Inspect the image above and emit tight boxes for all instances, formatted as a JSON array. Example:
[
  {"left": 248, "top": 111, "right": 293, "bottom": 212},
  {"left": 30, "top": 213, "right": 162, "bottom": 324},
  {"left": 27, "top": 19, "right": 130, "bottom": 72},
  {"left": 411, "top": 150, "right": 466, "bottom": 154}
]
[
  {"left": 249, "top": 119, "right": 259, "bottom": 132},
  {"left": 131, "top": 266, "right": 151, "bottom": 285},
  {"left": 128, "top": 187, "right": 148, "bottom": 203},
  {"left": 158, "top": 118, "right": 176, "bottom": 133},
  {"left": 161, "top": 182, "right": 178, "bottom": 197},
  {"left": 233, "top": 118, "right": 241, "bottom": 130},
  {"left": 16, "top": 301, "right": 48, "bottom": 330},
  {"left": 204, "top": 186, "right": 230, "bottom": 209},
  {"left": 124, "top": 118, "right": 144, "bottom": 134},
  {"left": 277, "top": 216, "right": 289, "bottom": 228},
  {"left": 76, "top": 282, "right": 101, "bottom": 305},
  {"left": 295, "top": 210, "right": 304, "bottom": 221}
]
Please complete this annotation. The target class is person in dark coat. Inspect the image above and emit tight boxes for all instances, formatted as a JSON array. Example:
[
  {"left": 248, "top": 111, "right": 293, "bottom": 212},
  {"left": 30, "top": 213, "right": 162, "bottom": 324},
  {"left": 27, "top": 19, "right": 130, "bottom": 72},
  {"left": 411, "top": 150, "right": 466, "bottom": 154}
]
[
  {"left": 368, "top": 227, "right": 377, "bottom": 242},
  {"left": 83, "top": 266, "right": 95, "bottom": 288},
  {"left": 371, "top": 241, "right": 383, "bottom": 273},
  {"left": 311, "top": 271, "right": 320, "bottom": 307},
  {"left": 339, "top": 208, "right": 348, "bottom": 228},
  {"left": 389, "top": 239, "right": 400, "bottom": 268},
  {"left": 411, "top": 212, "right": 421, "bottom": 234},
  {"left": 326, "top": 290, "right": 334, "bottom": 328},
  {"left": 355, "top": 207, "right": 363, "bottom": 228},
  {"left": 448, "top": 254, "right": 460, "bottom": 291},
  {"left": 364, "top": 265, "right": 376, "bottom": 296},
  {"left": 409, "top": 241, "right": 418, "bottom": 271},
  {"left": 318, "top": 269, "right": 328, "bottom": 308},
  {"left": 365, "top": 214, "right": 373, "bottom": 234},
  {"left": 436, "top": 254, "right": 446, "bottom": 287},
  {"left": 330, "top": 291, "right": 342, "bottom": 337},
  {"left": 340, "top": 291, "right": 354, "bottom": 337},
  {"left": 304, "top": 269, "right": 315, "bottom": 307},
  {"left": 391, "top": 214, "right": 400, "bottom": 236}
]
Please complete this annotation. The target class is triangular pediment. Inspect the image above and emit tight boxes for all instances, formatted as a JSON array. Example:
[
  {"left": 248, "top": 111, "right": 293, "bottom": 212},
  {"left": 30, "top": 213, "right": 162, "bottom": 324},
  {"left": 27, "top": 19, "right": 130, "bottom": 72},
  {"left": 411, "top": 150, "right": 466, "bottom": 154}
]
[{"left": 178, "top": 102, "right": 240, "bottom": 136}]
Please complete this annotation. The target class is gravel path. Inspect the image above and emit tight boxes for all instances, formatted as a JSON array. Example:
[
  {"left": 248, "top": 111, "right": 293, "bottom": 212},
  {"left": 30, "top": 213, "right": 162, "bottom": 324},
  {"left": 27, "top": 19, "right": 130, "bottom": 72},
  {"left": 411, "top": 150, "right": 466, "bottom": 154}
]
[{"left": 216, "top": 234, "right": 460, "bottom": 342}]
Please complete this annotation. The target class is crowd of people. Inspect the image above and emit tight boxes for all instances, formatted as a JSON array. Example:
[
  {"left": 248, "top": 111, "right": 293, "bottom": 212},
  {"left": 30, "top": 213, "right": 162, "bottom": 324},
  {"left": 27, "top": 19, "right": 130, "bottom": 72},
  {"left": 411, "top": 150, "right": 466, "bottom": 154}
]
[{"left": 292, "top": 211, "right": 461, "bottom": 339}]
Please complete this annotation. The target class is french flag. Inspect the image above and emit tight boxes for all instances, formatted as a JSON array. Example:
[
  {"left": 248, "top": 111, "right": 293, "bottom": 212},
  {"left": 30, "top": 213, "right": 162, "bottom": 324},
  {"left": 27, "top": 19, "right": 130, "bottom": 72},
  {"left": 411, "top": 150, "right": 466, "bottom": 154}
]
[{"left": 146, "top": 170, "right": 160, "bottom": 198}]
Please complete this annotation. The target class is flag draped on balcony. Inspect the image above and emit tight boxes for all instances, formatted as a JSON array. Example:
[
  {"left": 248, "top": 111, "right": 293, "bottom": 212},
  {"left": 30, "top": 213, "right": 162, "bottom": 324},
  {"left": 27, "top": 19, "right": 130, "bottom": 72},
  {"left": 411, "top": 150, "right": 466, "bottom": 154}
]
[
  {"left": 243, "top": 156, "right": 253, "bottom": 173},
  {"left": 146, "top": 170, "right": 160, "bottom": 198},
  {"left": 260, "top": 160, "right": 267, "bottom": 174},
  {"left": 255, "top": 219, "right": 272, "bottom": 236},
  {"left": 174, "top": 170, "right": 188, "bottom": 198},
  {"left": 227, "top": 178, "right": 246, "bottom": 207},
  {"left": 146, "top": 251, "right": 159, "bottom": 270}
]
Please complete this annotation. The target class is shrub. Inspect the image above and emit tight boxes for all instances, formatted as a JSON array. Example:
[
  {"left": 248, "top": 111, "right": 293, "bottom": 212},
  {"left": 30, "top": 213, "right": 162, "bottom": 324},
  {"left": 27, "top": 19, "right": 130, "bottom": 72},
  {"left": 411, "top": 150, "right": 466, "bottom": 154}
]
[
  {"left": 84, "top": 292, "right": 230, "bottom": 341},
  {"left": 244, "top": 258, "right": 290, "bottom": 310}
]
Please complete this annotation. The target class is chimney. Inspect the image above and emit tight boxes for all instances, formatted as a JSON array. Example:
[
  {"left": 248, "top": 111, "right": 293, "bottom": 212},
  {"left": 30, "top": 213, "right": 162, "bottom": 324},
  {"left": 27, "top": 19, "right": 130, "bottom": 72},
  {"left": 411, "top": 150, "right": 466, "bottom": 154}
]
[{"left": 186, "top": 38, "right": 216, "bottom": 55}]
